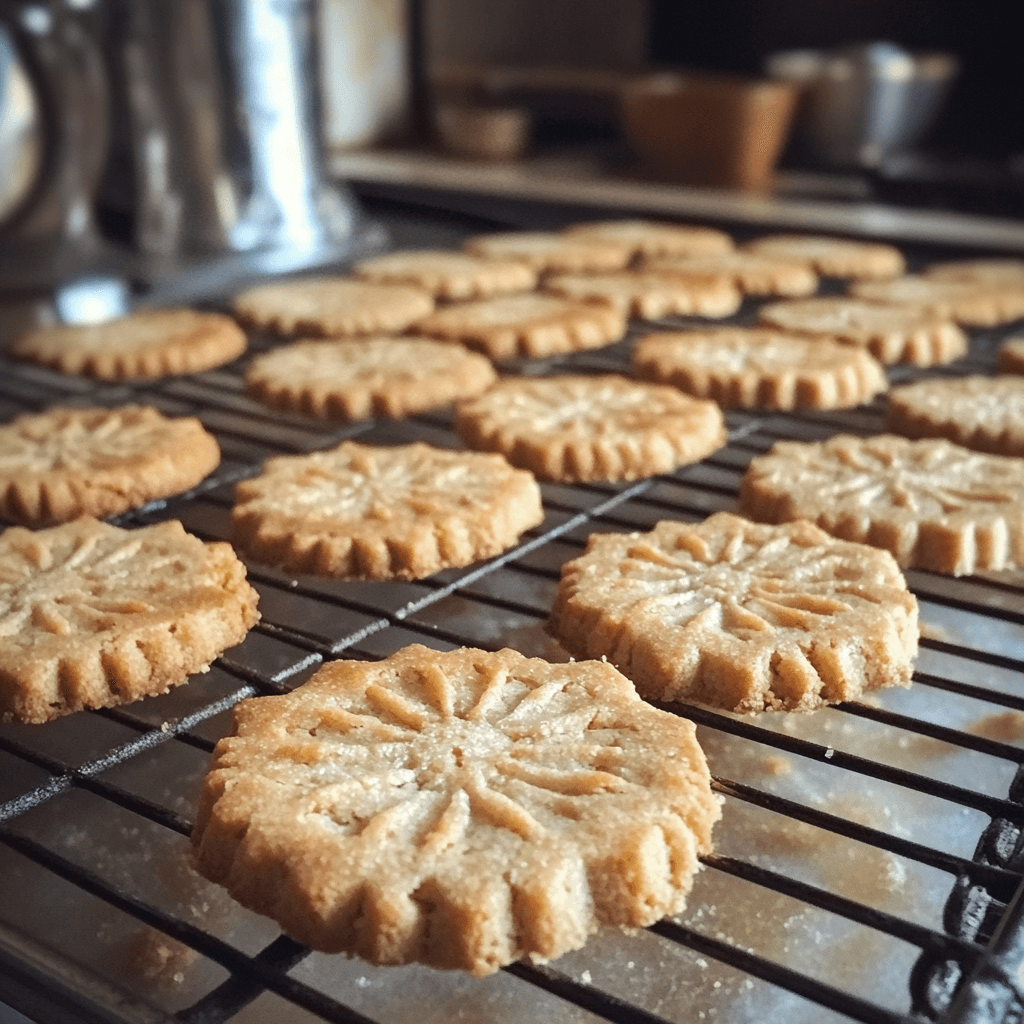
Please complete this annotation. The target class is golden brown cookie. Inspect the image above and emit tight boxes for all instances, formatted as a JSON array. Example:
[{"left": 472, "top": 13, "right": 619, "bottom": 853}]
[
  {"left": 744, "top": 234, "right": 905, "bottom": 280},
  {"left": 232, "top": 278, "right": 435, "bottom": 337},
  {"left": 925, "top": 259, "right": 1024, "bottom": 286},
  {"left": 740, "top": 433, "right": 1024, "bottom": 575},
  {"left": 642, "top": 251, "right": 818, "bottom": 297},
  {"left": 244, "top": 337, "right": 496, "bottom": 421},
  {"left": 413, "top": 293, "right": 627, "bottom": 360},
  {"left": 850, "top": 274, "right": 1024, "bottom": 328},
  {"left": 455, "top": 374, "right": 726, "bottom": 482},
  {"left": 0, "top": 517, "right": 259, "bottom": 723},
  {"left": 190, "top": 644, "right": 719, "bottom": 975},
  {"left": 8, "top": 309, "right": 246, "bottom": 380},
  {"left": 757, "top": 297, "right": 967, "bottom": 366},
  {"left": 0, "top": 405, "right": 221, "bottom": 527},
  {"left": 548, "top": 512, "right": 918, "bottom": 713},
  {"left": 542, "top": 270, "right": 741, "bottom": 320},
  {"left": 232, "top": 441, "right": 544, "bottom": 580},
  {"left": 887, "top": 375, "right": 1024, "bottom": 456},
  {"left": 998, "top": 336, "right": 1024, "bottom": 375},
  {"left": 563, "top": 219, "right": 734, "bottom": 259},
  {"left": 632, "top": 327, "right": 888, "bottom": 410},
  {"left": 463, "top": 231, "right": 632, "bottom": 274},
  {"left": 351, "top": 250, "right": 538, "bottom": 300}
]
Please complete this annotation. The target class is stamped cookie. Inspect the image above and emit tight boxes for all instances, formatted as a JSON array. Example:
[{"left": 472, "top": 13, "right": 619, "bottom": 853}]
[
  {"left": 351, "top": 250, "right": 538, "bottom": 300},
  {"left": 632, "top": 328, "right": 887, "bottom": 410},
  {"left": 998, "top": 337, "right": 1024, "bottom": 375},
  {"left": 463, "top": 231, "right": 632, "bottom": 274},
  {"left": 190, "top": 644, "right": 719, "bottom": 975},
  {"left": 0, "top": 405, "right": 221, "bottom": 527},
  {"left": 643, "top": 251, "right": 818, "bottom": 297},
  {"left": 563, "top": 219, "right": 734, "bottom": 259},
  {"left": 8, "top": 309, "right": 246, "bottom": 380},
  {"left": 543, "top": 270, "right": 741, "bottom": 320},
  {"left": 548, "top": 512, "right": 918, "bottom": 713},
  {"left": 245, "top": 337, "right": 496, "bottom": 421},
  {"left": 740, "top": 433, "right": 1024, "bottom": 575},
  {"left": 232, "top": 278, "right": 435, "bottom": 337},
  {"left": 232, "top": 441, "right": 544, "bottom": 579},
  {"left": 849, "top": 274, "right": 1024, "bottom": 327},
  {"left": 887, "top": 375, "right": 1024, "bottom": 456},
  {"left": 744, "top": 234, "right": 905, "bottom": 280},
  {"left": 0, "top": 517, "right": 259, "bottom": 723},
  {"left": 455, "top": 374, "right": 726, "bottom": 482},
  {"left": 925, "top": 259, "right": 1024, "bottom": 286},
  {"left": 413, "top": 293, "right": 627, "bottom": 360},
  {"left": 757, "top": 297, "right": 968, "bottom": 366}
]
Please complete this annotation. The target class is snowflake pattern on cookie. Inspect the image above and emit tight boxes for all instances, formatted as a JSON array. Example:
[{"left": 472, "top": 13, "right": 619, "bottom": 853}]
[
  {"left": 549, "top": 512, "right": 918, "bottom": 712},
  {"left": 0, "top": 517, "right": 259, "bottom": 723},
  {"left": 190, "top": 644, "right": 719, "bottom": 975},
  {"left": 741, "top": 433, "right": 1024, "bottom": 574},
  {"left": 232, "top": 441, "right": 544, "bottom": 579}
]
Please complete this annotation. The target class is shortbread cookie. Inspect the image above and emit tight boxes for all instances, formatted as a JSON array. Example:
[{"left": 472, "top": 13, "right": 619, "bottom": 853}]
[
  {"left": 9, "top": 309, "right": 246, "bottom": 380},
  {"left": 643, "top": 251, "right": 818, "bottom": 297},
  {"left": 548, "top": 512, "right": 917, "bottom": 713},
  {"left": 455, "top": 374, "right": 726, "bottom": 482},
  {"left": 887, "top": 375, "right": 1024, "bottom": 456},
  {"left": 0, "top": 405, "right": 221, "bottom": 527},
  {"left": 414, "top": 293, "right": 627, "bottom": 361},
  {"left": 744, "top": 234, "right": 905, "bottom": 280},
  {"left": 849, "top": 275, "right": 1024, "bottom": 327},
  {"left": 563, "top": 219, "right": 734, "bottom": 259},
  {"left": 232, "top": 278, "right": 434, "bottom": 337},
  {"left": 352, "top": 250, "right": 537, "bottom": 300},
  {"left": 190, "top": 644, "right": 719, "bottom": 975},
  {"left": 998, "top": 337, "right": 1024, "bottom": 375},
  {"left": 463, "top": 231, "right": 632, "bottom": 274},
  {"left": 0, "top": 517, "right": 259, "bottom": 723},
  {"left": 740, "top": 434, "right": 1024, "bottom": 575},
  {"left": 232, "top": 441, "right": 544, "bottom": 579},
  {"left": 758, "top": 297, "right": 967, "bottom": 366},
  {"left": 245, "top": 337, "right": 496, "bottom": 421},
  {"left": 925, "top": 259, "right": 1024, "bottom": 286},
  {"left": 632, "top": 328, "right": 887, "bottom": 410},
  {"left": 543, "top": 270, "right": 741, "bottom": 320}
]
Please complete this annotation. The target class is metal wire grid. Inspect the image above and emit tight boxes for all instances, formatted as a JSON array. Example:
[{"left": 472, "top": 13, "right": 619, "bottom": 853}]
[{"left": 1, "top": 303, "right": 1024, "bottom": 1024}]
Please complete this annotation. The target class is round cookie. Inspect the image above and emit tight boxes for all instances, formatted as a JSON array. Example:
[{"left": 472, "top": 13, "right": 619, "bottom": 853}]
[
  {"left": 0, "top": 405, "right": 221, "bottom": 527},
  {"left": 351, "top": 250, "right": 537, "bottom": 300},
  {"left": 232, "top": 441, "right": 544, "bottom": 580},
  {"left": 642, "top": 251, "right": 818, "bottom": 297},
  {"left": 563, "top": 219, "right": 734, "bottom": 259},
  {"left": 849, "top": 274, "right": 1024, "bottom": 328},
  {"left": 632, "top": 327, "right": 888, "bottom": 410},
  {"left": 0, "top": 517, "right": 259, "bottom": 723},
  {"left": 757, "top": 297, "right": 967, "bottom": 366},
  {"left": 190, "top": 644, "right": 720, "bottom": 975},
  {"left": 463, "top": 231, "right": 632, "bottom": 274},
  {"left": 8, "top": 309, "right": 247, "bottom": 380},
  {"left": 744, "top": 234, "right": 905, "bottom": 280},
  {"left": 543, "top": 270, "right": 741, "bottom": 320},
  {"left": 741, "top": 433, "right": 1024, "bottom": 575},
  {"left": 925, "top": 259, "right": 1024, "bottom": 286},
  {"left": 998, "top": 336, "right": 1024, "bottom": 375},
  {"left": 549, "top": 512, "right": 918, "bottom": 713},
  {"left": 455, "top": 374, "right": 726, "bottom": 482},
  {"left": 245, "top": 337, "right": 497, "bottom": 420},
  {"left": 232, "top": 277, "right": 435, "bottom": 337},
  {"left": 887, "top": 375, "right": 1024, "bottom": 456},
  {"left": 414, "top": 293, "right": 627, "bottom": 361}
]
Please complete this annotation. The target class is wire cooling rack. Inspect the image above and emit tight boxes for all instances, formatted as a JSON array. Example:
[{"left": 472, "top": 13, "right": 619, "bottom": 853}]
[{"left": 3, "top": 216, "right": 1024, "bottom": 1024}]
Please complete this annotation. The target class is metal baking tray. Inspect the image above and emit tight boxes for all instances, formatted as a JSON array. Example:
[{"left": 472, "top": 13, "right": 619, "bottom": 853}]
[{"left": 3, "top": 206, "right": 1024, "bottom": 1024}]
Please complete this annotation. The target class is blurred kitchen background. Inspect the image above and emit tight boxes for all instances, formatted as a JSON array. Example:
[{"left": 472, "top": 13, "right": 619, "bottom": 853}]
[{"left": 2, "top": 0, "right": 1023, "bottom": 340}]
